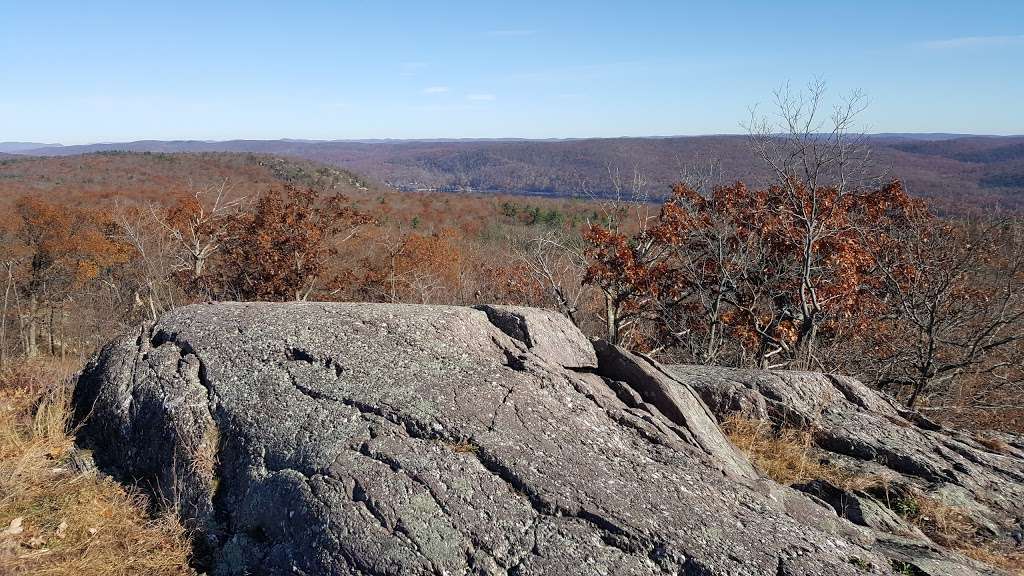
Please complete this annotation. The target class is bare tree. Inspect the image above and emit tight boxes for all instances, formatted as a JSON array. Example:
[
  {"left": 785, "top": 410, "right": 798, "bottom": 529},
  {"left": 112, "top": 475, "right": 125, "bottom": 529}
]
[
  {"left": 744, "top": 79, "right": 878, "bottom": 368},
  {"left": 516, "top": 230, "right": 590, "bottom": 327},
  {"left": 677, "top": 155, "right": 722, "bottom": 195},
  {"left": 867, "top": 218, "right": 1024, "bottom": 408},
  {"left": 580, "top": 163, "right": 666, "bottom": 345},
  {"left": 160, "top": 180, "right": 244, "bottom": 283},
  {"left": 114, "top": 201, "right": 180, "bottom": 321},
  {"left": 602, "top": 162, "right": 657, "bottom": 231},
  {"left": 0, "top": 260, "right": 14, "bottom": 368}
]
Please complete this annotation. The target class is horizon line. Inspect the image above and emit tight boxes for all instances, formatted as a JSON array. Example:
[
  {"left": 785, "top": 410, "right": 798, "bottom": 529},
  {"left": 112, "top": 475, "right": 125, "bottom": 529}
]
[{"left": 6, "top": 132, "right": 1024, "bottom": 149}]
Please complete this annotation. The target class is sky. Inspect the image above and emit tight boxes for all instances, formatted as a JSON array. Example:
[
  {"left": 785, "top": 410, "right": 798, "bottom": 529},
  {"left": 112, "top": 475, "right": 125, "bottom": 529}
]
[{"left": 1, "top": 0, "right": 1023, "bottom": 144}]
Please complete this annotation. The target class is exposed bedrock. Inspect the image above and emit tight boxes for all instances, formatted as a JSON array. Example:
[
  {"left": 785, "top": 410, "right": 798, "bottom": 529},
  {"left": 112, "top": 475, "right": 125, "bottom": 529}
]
[
  {"left": 73, "top": 303, "right": 1016, "bottom": 575},
  {"left": 673, "top": 364, "right": 1024, "bottom": 575}
]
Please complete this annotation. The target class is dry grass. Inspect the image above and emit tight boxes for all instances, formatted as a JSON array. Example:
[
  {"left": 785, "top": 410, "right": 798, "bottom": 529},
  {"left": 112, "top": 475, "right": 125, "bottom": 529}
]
[
  {"left": 447, "top": 440, "right": 479, "bottom": 455},
  {"left": 895, "top": 491, "right": 1024, "bottom": 575},
  {"left": 957, "top": 544, "right": 1024, "bottom": 575},
  {"left": 974, "top": 434, "right": 1012, "bottom": 455},
  {"left": 0, "top": 359, "right": 195, "bottom": 576},
  {"left": 722, "top": 416, "right": 884, "bottom": 491},
  {"left": 893, "top": 491, "right": 974, "bottom": 543},
  {"left": 724, "top": 416, "right": 1024, "bottom": 574}
]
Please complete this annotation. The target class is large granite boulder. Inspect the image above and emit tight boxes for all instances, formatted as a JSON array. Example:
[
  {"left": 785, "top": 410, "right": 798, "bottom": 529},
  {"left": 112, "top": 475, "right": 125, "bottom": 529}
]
[{"left": 72, "top": 303, "right": 1008, "bottom": 575}]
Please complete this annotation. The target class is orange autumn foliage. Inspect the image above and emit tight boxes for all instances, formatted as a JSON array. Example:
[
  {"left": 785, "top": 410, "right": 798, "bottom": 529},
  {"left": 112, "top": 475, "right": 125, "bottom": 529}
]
[
  {"left": 584, "top": 179, "right": 926, "bottom": 367},
  {"left": 14, "top": 197, "right": 130, "bottom": 296},
  {"left": 169, "top": 185, "right": 372, "bottom": 301}
]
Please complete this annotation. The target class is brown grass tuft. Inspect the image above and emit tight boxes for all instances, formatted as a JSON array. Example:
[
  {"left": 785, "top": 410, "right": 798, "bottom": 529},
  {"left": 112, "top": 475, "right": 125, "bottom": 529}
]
[
  {"left": 893, "top": 491, "right": 975, "bottom": 543},
  {"left": 956, "top": 544, "right": 1024, "bottom": 575},
  {"left": 448, "top": 440, "right": 479, "bottom": 455},
  {"left": 722, "top": 416, "right": 884, "bottom": 491},
  {"left": 974, "top": 434, "right": 1011, "bottom": 455},
  {"left": 724, "top": 416, "right": 1024, "bottom": 575},
  {"left": 0, "top": 360, "right": 195, "bottom": 575},
  {"left": 894, "top": 491, "right": 1024, "bottom": 575}
]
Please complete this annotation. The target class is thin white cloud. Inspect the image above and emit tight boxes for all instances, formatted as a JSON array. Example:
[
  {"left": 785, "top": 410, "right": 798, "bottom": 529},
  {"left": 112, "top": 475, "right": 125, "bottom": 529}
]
[
  {"left": 919, "top": 35, "right": 1024, "bottom": 49},
  {"left": 423, "top": 86, "right": 450, "bottom": 94},
  {"left": 467, "top": 93, "right": 496, "bottom": 101},
  {"left": 487, "top": 29, "right": 536, "bottom": 37}
]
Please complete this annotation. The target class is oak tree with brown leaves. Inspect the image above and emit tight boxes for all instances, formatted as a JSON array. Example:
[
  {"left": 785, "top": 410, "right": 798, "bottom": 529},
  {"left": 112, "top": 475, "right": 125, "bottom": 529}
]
[
  {"left": 583, "top": 178, "right": 923, "bottom": 368},
  {"left": 8, "top": 197, "right": 129, "bottom": 357},
  {"left": 205, "top": 186, "right": 372, "bottom": 301}
]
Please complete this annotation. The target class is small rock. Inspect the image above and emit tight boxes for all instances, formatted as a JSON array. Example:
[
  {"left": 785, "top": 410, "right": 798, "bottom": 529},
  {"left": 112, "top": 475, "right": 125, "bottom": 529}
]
[{"left": 2, "top": 517, "right": 24, "bottom": 537}]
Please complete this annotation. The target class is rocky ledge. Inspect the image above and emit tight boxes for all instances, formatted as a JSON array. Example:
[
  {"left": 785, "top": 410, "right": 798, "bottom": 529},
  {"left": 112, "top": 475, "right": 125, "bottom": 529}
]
[{"left": 72, "top": 303, "right": 1021, "bottom": 575}]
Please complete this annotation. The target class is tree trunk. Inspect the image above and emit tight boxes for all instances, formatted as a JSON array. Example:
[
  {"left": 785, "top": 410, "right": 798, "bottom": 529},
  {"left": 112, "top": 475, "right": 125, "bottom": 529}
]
[
  {"left": 550, "top": 285, "right": 578, "bottom": 328},
  {"left": 0, "top": 265, "right": 11, "bottom": 369},
  {"left": 60, "top": 309, "right": 66, "bottom": 363},
  {"left": 48, "top": 305, "right": 56, "bottom": 356},
  {"left": 907, "top": 378, "right": 927, "bottom": 409},
  {"left": 799, "top": 319, "right": 818, "bottom": 370},
  {"left": 26, "top": 296, "right": 38, "bottom": 358},
  {"left": 605, "top": 293, "right": 619, "bottom": 345},
  {"left": 389, "top": 253, "right": 398, "bottom": 303}
]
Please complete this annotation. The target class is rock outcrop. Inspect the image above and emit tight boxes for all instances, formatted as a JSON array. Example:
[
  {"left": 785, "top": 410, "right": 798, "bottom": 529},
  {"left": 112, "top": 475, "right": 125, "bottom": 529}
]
[
  {"left": 72, "top": 303, "right": 1017, "bottom": 575},
  {"left": 671, "top": 364, "right": 1024, "bottom": 575}
]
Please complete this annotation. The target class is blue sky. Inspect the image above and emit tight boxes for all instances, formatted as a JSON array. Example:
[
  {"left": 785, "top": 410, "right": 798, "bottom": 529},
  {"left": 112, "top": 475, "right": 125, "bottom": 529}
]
[{"left": 2, "top": 0, "right": 1022, "bottom": 143}]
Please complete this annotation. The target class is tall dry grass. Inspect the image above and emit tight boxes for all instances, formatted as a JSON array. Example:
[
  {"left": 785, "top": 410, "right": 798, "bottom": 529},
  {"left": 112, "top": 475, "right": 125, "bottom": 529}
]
[
  {"left": 721, "top": 416, "right": 884, "bottom": 491},
  {"left": 898, "top": 492, "right": 1024, "bottom": 575},
  {"left": 0, "top": 359, "right": 195, "bottom": 575},
  {"left": 723, "top": 415, "right": 1024, "bottom": 574}
]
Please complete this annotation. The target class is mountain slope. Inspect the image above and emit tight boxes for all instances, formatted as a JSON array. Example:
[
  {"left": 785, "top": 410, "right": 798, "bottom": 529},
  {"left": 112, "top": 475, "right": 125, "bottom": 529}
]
[
  {"left": 16, "top": 135, "right": 1024, "bottom": 211},
  {"left": 0, "top": 142, "right": 62, "bottom": 153}
]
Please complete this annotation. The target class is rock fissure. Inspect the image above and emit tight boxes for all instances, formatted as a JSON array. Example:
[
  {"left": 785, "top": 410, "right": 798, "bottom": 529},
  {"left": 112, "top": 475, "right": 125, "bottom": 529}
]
[
  {"left": 284, "top": 369, "right": 341, "bottom": 403},
  {"left": 824, "top": 374, "right": 872, "bottom": 411},
  {"left": 285, "top": 346, "right": 346, "bottom": 377},
  {"left": 467, "top": 445, "right": 675, "bottom": 571}
]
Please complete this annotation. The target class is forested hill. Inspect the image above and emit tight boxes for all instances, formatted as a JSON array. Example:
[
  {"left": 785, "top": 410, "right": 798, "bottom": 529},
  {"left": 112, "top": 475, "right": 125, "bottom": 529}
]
[
  {"left": 0, "top": 152, "right": 377, "bottom": 210},
  {"left": 13, "top": 134, "right": 1024, "bottom": 211}
]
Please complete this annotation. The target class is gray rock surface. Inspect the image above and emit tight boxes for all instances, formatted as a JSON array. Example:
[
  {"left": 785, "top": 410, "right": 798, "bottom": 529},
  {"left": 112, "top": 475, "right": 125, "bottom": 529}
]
[
  {"left": 592, "top": 341, "right": 758, "bottom": 482},
  {"left": 71, "top": 302, "right": 1007, "bottom": 575},
  {"left": 670, "top": 364, "right": 1024, "bottom": 575},
  {"left": 473, "top": 304, "right": 597, "bottom": 369}
]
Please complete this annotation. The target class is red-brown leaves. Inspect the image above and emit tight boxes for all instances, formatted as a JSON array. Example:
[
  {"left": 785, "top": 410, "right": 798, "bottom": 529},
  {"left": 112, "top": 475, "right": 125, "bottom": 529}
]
[
  {"left": 175, "top": 185, "right": 372, "bottom": 301},
  {"left": 583, "top": 178, "right": 924, "bottom": 366},
  {"left": 13, "top": 196, "right": 129, "bottom": 295}
]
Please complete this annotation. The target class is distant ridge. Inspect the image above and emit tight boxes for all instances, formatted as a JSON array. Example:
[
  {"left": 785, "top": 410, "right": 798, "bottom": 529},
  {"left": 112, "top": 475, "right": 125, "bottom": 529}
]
[
  {"left": 16, "top": 133, "right": 1019, "bottom": 157},
  {"left": 871, "top": 133, "right": 977, "bottom": 140},
  {"left": 0, "top": 142, "right": 63, "bottom": 153},
  {"left": 10, "top": 134, "right": 1024, "bottom": 211}
]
